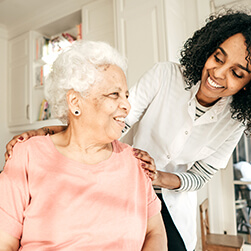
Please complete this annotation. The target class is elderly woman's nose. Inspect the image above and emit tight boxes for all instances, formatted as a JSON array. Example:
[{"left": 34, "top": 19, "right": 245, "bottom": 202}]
[{"left": 120, "top": 98, "right": 131, "bottom": 112}]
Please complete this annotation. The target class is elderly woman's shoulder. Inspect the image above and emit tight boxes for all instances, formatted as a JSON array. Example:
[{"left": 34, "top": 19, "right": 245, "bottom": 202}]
[
  {"left": 114, "top": 140, "right": 133, "bottom": 153},
  {"left": 26, "top": 135, "right": 49, "bottom": 144},
  {"left": 15, "top": 135, "right": 51, "bottom": 152}
]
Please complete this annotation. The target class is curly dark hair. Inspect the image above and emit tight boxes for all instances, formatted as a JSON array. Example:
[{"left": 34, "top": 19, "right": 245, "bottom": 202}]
[{"left": 180, "top": 10, "right": 251, "bottom": 133}]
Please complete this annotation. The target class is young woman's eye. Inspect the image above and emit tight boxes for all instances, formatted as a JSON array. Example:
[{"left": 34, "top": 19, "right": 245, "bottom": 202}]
[
  {"left": 232, "top": 70, "right": 243, "bottom": 79},
  {"left": 214, "top": 54, "right": 223, "bottom": 63}
]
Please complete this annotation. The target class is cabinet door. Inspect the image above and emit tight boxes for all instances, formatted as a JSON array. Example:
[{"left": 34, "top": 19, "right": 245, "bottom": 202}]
[
  {"left": 8, "top": 34, "right": 30, "bottom": 126},
  {"left": 115, "top": 0, "right": 167, "bottom": 88},
  {"left": 81, "top": 0, "right": 114, "bottom": 46}
]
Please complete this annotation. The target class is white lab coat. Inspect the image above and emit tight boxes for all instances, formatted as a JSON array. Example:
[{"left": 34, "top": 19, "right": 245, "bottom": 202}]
[{"left": 123, "top": 62, "right": 244, "bottom": 250}]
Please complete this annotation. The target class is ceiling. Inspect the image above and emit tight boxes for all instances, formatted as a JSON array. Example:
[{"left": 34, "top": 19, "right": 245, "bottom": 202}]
[
  {"left": 0, "top": 0, "right": 86, "bottom": 39},
  {"left": 0, "top": 0, "right": 67, "bottom": 31},
  {"left": 213, "top": 0, "right": 250, "bottom": 6},
  {"left": 1, "top": 0, "right": 250, "bottom": 36}
]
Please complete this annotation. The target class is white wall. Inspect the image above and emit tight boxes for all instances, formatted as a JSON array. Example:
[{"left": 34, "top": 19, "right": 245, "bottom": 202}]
[
  {"left": 0, "top": 26, "right": 15, "bottom": 170},
  {"left": 164, "top": 0, "right": 200, "bottom": 63}
]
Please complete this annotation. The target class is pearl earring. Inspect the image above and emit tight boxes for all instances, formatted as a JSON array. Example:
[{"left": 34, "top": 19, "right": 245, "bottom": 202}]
[{"left": 74, "top": 110, "right": 81, "bottom": 116}]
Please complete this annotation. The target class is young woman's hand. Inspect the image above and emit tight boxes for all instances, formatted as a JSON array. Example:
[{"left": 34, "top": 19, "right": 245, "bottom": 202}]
[
  {"left": 133, "top": 148, "right": 158, "bottom": 181},
  {"left": 5, "top": 128, "right": 47, "bottom": 161},
  {"left": 133, "top": 148, "right": 181, "bottom": 189},
  {"left": 5, "top": 126, "right": 67, "bottom": 162}
]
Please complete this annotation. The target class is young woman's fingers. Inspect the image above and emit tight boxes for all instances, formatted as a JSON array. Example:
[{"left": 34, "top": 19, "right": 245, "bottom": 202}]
[
  {"left": 5, "top": 131, "right": 39, "bottom": 161},
  {"left": 133, "top": 148, "right": 154, "bottom": 164},
  {"left": 140, "top": 161, "right": 157, "bottom": 173}
]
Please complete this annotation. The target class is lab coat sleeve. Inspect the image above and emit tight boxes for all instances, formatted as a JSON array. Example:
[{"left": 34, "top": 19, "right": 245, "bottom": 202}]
[
  {"left": 202, "top": 124, "right": 244, "bottom": 169},
  {"left": 174, "top": 125, "right": 244, "bottom": 192},
  {"left": 122, "top": 63, "right": 165, "bottom": 136}
]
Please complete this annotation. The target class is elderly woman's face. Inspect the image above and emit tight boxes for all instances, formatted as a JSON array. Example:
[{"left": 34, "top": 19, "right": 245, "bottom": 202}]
[
  {"left": 198, "top": 33, "right": 251, "bottom": 106},
  {"left": 79, "top": 65, "right": 131, "bottom": 142}
]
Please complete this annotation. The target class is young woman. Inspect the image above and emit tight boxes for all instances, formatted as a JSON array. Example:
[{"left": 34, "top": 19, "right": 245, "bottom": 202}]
[{"left": 5, "top": 10, "right": 251, "bottom": 251}]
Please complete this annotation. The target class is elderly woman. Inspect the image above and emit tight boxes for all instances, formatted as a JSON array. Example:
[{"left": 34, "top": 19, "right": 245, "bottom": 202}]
[{"left": 0, "top": 41, "right": 167, "bottom": 250}]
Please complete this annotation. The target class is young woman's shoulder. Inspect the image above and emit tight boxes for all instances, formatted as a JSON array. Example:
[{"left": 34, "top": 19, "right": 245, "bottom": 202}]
[
  {"left": 151, "top": 61, "right": 182, "bottom": 72},
  {"left": 152, "top": 61, "right": 184, "bottom": 82}
]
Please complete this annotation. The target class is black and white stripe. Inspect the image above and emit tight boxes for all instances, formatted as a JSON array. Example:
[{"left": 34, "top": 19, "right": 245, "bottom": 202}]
[
  {"left": 122, "top": 122, "right": 131, "bottom": 134},
  {"left": 174, "top": 161, "right": 219, "bottom": 191},
  {"left": 195, "top": 106, "right": 206, "bottom": 120},
  {"left": 194, "top": 99, "right": 210, "bottom": 120},
  {"left": 174, "top": 102, "right": 218, "bottom": 191}
]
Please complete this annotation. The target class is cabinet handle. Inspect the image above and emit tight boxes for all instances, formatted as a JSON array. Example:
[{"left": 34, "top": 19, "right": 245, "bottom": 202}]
[{"left": 26, "top": 104, "right": 30, "bottom": 120}]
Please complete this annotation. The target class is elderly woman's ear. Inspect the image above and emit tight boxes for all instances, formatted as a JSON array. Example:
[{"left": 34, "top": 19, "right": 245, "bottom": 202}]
[{"left": 67, "top": 90, "right": 82, "bottom": 117}]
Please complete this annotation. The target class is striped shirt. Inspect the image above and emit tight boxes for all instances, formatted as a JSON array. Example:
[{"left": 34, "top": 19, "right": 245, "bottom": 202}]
[
  {"left": 195, "top": 99, "right": 209, "bottom": 120},
  {"left": 175, "top": 101, "right": 218, "bottom": 191}
]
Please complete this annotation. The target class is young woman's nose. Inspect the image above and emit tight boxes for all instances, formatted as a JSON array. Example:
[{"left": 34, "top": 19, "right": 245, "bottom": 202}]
[{"left": 213, "top": 65, "right": 228, "bottom": 79}]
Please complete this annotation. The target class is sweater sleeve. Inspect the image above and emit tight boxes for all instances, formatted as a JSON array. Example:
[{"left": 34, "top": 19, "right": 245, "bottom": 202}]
[
  {"left": 146, "top": 176, "right": 162, "bottom": 218},
  {"left": 0, "top": 143, "right": 30, "bottom": 239}
]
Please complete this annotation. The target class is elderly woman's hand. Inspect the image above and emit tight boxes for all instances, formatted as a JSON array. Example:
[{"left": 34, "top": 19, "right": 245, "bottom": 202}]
[{"left": 133, "top": 148, "right": 158, "bottom": 181}]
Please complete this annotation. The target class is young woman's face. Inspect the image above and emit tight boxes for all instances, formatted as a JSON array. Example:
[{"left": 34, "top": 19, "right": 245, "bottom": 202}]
[{"left": 198, "top": 33, "right": 251, "bottom": 106}]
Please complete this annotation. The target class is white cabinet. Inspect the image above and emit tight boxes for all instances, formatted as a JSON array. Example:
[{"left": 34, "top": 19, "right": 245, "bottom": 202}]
[
  {"left": 8, "top": 31, "right": 63, "bottom": 132},
  {"left": 115, "top": 0, "right": 197, "bottom": 88},
  {"left": 7, "top": 0, "right": 114, "bottom": 132},
  {"left": 8, "top": 33, "right": 31, "bottom": 127},
  {"left": 115, "top": 0, "right": 167, "bottom": 88},
  {"left": 82, "top": 0, "right": 114, "bottom": 46}
]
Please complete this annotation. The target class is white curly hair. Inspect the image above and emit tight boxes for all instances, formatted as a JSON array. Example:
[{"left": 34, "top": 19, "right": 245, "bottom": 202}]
[{"left": 45, "top": 40, "right": 128, "bottom": 124}]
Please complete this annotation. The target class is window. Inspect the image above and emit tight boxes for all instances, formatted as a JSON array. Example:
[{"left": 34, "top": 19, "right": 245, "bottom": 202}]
[{"left": 233, "top": 134, "right": 251, "bottom": 244}]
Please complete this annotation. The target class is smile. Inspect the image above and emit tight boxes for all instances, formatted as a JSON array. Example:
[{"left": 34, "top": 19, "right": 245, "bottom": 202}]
[
  {"left": 114, "top": 117, "right": 126, "bottom": 127},
  {"left": 207, "top": 77, "right": 224, "bottom": 88},
  {"left": 114, "top": 117, "right": 125, "bottom": 123}
]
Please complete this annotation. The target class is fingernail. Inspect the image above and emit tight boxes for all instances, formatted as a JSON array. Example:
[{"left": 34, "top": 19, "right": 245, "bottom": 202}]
[{"left": 18, "top": 136, "right": 24, "bottom": 141}]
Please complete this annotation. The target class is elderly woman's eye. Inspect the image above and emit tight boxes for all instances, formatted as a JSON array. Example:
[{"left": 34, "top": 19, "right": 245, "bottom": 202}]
[{"left": 110, "top": 92, "right": 119, "bottom": 97}]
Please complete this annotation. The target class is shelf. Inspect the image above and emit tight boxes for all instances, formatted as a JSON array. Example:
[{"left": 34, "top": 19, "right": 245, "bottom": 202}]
[
  {"left": 34, "top": 59, "right": 46, "bottom": 65},
  {"left": 233, "top": 180, "right": 251, "bottom": 185},
  {"left": 34, "top": 85, "right": 44, "bottom": 89},
  {"left": 8, "top": 119, "right": 66, "bottom": 133}
]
